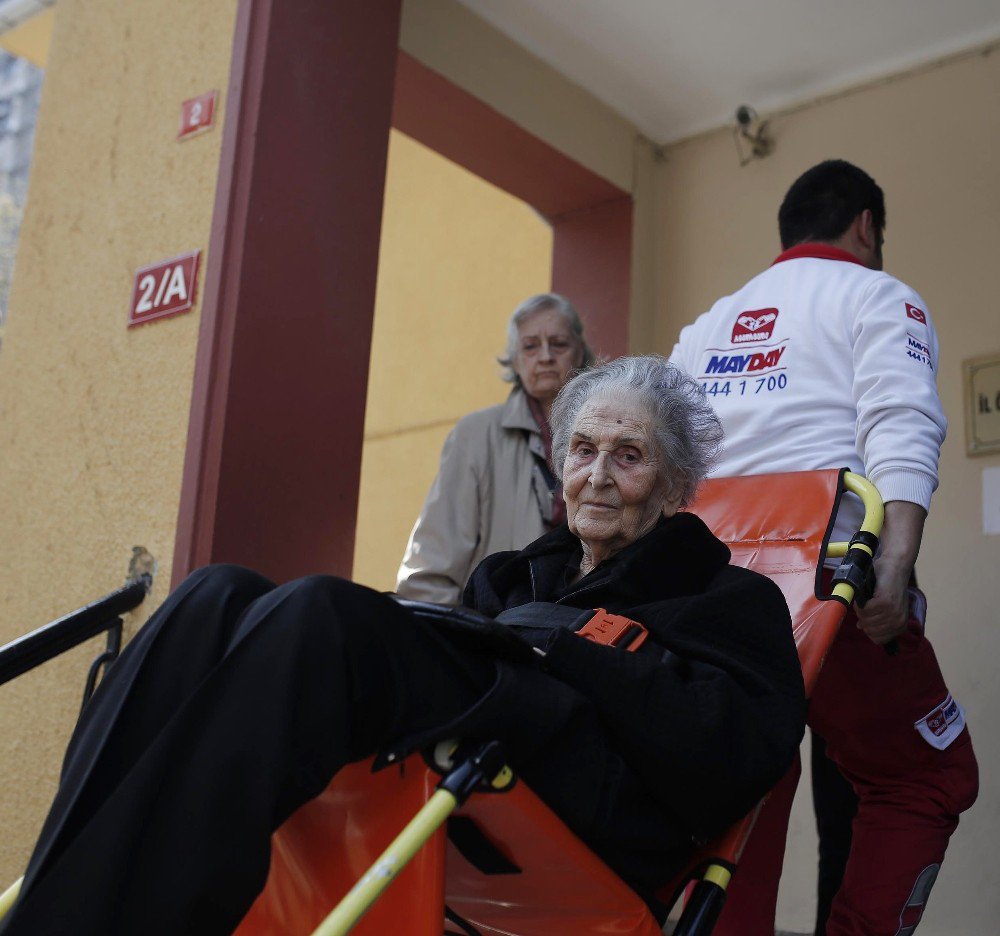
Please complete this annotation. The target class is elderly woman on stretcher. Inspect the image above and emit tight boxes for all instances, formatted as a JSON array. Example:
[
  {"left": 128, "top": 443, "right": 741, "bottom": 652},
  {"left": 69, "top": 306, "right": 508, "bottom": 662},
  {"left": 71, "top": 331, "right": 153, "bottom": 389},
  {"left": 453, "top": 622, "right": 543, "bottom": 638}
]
[{"left": 1, "top": 356, "right": 806, "bottom": 936}]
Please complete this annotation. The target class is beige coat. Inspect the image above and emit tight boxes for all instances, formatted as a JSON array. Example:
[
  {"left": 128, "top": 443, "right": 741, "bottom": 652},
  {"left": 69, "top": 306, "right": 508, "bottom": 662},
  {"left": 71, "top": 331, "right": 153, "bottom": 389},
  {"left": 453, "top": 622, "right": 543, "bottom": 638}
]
[{"left": 396, "top": 389, "right": 550, "bottom": 604}]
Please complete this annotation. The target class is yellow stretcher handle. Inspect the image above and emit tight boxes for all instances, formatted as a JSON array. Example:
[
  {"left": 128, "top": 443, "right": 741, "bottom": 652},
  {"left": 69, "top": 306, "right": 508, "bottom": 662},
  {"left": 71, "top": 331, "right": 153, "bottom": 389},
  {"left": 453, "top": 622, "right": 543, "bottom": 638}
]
[
  {"left": 312, "top": 738, "right": 513, "bottom": 936},
  {"left": 311, "top": 788, "right": 457, "bottom": 936},
  {"left": 0, "top": 876, "right": 22, "bottom": 921},
  {"left": 824, "top": 472, "right": 884, "bottom": 604}
]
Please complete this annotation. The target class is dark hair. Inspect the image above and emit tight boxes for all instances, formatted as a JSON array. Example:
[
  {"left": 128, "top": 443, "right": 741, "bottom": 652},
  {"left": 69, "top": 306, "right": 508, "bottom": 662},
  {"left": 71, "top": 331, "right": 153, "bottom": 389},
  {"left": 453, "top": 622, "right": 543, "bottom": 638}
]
[{"left": 778, "top": 160, "right": 886, "bottom": 249}]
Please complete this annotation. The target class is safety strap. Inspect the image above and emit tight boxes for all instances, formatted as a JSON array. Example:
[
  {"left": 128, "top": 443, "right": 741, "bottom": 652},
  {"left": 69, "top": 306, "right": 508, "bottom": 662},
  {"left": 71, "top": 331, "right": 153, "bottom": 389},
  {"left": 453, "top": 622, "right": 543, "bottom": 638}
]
[
  {"left": 576, "top": 608, "right": 648, "bottom": 652},
  {"left": 493, "top": 602, "right": 649, "bottom": 652}
]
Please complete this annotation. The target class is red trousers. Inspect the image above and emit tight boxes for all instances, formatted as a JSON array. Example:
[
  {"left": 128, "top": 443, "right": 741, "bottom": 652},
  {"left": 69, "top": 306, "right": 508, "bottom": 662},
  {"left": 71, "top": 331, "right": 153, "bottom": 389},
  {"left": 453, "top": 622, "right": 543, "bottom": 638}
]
[{"left": 712, "top": 593, "right": 978, "bottom": 936}]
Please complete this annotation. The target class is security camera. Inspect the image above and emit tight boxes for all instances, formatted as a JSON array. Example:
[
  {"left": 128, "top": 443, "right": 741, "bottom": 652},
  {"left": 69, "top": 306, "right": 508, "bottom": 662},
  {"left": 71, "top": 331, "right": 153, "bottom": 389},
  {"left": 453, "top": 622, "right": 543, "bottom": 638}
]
[{"left": 732, "top": 105, "right": 773, "bottom": 165}]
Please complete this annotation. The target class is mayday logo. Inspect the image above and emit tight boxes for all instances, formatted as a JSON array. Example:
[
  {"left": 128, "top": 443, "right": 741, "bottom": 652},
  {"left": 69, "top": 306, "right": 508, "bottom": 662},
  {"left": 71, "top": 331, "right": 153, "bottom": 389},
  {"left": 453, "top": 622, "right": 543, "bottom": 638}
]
[
  {"left": 915, "top": 693, "right": 965, "bottom": 750},
  {"left": 731, "top": 308, "right": 778, "bottom": 343},
  {"left": 926, "top": 696, "right": 960, "bottom": 737},
  {"left": 906, "top": 334, "right": 932, "bottom": 369},
  {"left": 703, "top": 345, "right": 786, "bottom": 375},
  {"left": 906, "top": 303, "right": 927, "bottom": 324}
]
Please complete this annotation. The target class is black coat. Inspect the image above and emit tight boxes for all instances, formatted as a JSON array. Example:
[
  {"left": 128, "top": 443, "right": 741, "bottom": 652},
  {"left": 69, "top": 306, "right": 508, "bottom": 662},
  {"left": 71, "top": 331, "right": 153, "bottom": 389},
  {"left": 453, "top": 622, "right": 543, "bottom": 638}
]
[
  {"left": 465, "top": 513, "right": 806, "bottom": 889},
  {"left": 388, "top": 512, "right": 806, "bottom": 897}
]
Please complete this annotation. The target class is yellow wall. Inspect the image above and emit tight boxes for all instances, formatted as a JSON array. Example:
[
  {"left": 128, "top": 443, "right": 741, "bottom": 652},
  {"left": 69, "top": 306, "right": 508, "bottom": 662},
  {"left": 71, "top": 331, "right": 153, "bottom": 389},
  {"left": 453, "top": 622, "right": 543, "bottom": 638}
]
[
  {"left": 352, "top": 129, "right": 553, "bottom": 591},
  {"left": 656, "top": 45, "right": 1000, "bottom": 935},
  {"left": 0, "top": 0, "right": 237, "bottom": 882},
  {"left": 0, "top": 8, "right": 54, "bottom": 66}
]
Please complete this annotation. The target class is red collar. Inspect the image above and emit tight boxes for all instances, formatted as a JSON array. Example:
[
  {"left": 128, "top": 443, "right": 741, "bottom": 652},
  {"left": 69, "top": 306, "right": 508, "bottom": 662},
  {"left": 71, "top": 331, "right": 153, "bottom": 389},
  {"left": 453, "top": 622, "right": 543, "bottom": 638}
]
[{"left": 772, "top": 243, "right": 868, "bottom": 267}]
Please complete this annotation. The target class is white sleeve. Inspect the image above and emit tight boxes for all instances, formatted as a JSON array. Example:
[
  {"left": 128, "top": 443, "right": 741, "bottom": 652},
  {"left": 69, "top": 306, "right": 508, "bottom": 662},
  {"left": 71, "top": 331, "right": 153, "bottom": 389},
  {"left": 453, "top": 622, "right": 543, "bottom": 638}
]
[
  {"left": 395, "top": 419, "right": 483, "bottom": 605},
  {"left": 851, "top": 278, "right": 947, "bottom": 509}
]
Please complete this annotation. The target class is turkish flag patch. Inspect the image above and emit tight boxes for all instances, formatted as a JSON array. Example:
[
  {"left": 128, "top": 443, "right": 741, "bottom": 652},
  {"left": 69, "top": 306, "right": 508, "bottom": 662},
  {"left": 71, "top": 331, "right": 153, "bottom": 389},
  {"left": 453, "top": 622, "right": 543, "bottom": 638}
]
[
  {"left": 731, "top": 308, "right": 779, "bottom": 343},
  {"left": 906, "top": 303, "right": 927, "bottom": 324}
]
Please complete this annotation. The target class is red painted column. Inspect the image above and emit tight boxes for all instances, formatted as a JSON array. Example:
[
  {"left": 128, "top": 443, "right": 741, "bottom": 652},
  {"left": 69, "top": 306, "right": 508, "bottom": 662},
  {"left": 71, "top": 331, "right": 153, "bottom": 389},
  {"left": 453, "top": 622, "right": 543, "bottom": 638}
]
[
  {"left": 173, "top": 0, "right": 403, "bottom": 585},
  {"left": 551, "top": 197, "right": 633, "bottom": 361}
]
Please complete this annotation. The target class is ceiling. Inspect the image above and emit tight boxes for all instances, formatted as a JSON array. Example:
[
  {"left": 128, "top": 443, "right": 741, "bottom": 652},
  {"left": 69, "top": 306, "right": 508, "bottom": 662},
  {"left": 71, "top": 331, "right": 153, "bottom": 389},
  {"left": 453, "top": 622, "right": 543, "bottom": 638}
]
[{"left": 457, "top": 0, "right": 1000, "bottom": 143}]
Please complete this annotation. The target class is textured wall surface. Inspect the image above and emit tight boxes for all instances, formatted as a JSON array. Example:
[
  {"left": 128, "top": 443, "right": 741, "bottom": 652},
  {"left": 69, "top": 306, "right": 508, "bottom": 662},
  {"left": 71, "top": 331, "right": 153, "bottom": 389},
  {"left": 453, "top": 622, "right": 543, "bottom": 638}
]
[
  {"left": 352, "top": 129, "right": 552, "bottom": 592},
  {"left": 656, "top": 46, "right": 1000, "bottom": 935},
  {"left": 0, "top": 0, "right": 237, "bottom": 882}
]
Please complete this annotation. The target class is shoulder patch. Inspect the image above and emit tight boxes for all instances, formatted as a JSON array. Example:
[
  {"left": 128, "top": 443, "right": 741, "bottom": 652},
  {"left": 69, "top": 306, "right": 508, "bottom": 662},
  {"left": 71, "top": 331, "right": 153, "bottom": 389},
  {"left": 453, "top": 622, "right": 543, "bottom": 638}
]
[
  {"left": 905, "top": 302, "right": 927, "bottom": 324},
  {"left": 914, "top": 694, "right": 966, "bottom": 750}
]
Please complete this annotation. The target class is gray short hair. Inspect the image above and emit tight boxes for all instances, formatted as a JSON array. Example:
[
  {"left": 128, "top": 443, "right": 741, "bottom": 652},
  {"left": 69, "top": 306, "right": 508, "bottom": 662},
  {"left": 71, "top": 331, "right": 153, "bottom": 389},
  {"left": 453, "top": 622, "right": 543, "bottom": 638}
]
[
  {"left": 549, "top": 355, "right": 723, "bottom": 508},
  {"left": 498, "top": 293, "right": 595, "bottom": 384}
]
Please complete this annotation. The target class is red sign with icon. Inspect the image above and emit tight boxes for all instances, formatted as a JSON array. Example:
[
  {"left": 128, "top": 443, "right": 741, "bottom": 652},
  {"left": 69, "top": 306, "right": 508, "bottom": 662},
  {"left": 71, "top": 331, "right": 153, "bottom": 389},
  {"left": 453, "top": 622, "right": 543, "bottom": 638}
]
[
  {"left": 128, "top": 251, "right": 201, "bottom": 327},
  {"left": 731, "top": 308, "right": 779, "bottom": 344},
  {"left": 178, "top": 90, "right": 217, "bottom": 140}
]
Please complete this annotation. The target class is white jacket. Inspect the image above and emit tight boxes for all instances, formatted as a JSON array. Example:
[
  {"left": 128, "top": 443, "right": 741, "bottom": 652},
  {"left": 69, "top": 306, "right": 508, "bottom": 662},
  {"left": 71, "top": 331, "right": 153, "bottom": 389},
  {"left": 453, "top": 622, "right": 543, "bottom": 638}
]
[
  {"left": 671, "top": 244, "right": 947, "bottom": 542},
  {"left": 396, "top": 389, "right": 549, "bottom": 604}
]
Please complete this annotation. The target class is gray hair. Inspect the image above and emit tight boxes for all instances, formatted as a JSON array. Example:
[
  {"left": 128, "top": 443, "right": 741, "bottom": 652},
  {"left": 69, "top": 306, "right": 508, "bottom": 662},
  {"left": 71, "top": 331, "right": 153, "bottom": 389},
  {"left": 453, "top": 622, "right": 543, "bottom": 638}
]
[
  {"left": 549, "top": 355, "right": 723, "bottom": 508},
  {"left": 498, "top": 293, "right": 595, "bottom": 384}
]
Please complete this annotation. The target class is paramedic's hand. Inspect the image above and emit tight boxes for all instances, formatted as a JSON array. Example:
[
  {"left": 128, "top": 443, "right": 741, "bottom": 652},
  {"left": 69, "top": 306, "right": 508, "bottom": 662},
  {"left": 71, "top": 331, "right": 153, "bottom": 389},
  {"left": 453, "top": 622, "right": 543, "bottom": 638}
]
[
  {"left": 856, "top": 557, "right": 910, "bottom": 645},
  {"left": 855, "top": 500, "right": 925, "bottom": 646}
]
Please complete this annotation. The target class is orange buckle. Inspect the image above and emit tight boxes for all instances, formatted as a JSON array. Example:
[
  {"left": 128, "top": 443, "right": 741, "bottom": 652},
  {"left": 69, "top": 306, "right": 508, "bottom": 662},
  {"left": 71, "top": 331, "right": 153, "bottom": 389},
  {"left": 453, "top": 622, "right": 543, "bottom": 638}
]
[{"left": 575, "top": 608, "right": 648, "bottom": 652}]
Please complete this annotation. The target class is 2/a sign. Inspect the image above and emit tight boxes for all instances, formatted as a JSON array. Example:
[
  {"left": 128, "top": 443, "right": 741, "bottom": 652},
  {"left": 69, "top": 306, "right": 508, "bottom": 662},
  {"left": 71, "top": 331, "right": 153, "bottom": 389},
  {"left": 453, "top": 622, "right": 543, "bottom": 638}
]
[{"left": 128, "top": 251, "right": 201, "bottom": 327}]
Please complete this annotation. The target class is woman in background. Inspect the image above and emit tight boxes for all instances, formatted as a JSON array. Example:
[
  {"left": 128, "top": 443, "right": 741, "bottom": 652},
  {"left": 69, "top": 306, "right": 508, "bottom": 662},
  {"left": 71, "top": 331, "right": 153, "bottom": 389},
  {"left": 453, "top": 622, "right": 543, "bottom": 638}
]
[{"left": 396, "top": 293, "right": 593, "bottom": 603}]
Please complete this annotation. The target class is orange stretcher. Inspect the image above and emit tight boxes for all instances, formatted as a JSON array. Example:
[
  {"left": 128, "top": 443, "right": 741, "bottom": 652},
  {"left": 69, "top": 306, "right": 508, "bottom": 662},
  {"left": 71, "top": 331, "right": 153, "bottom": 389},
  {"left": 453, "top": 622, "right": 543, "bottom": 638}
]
[{"left": 232, "top": 467, "right": 882, "bottom": 936}]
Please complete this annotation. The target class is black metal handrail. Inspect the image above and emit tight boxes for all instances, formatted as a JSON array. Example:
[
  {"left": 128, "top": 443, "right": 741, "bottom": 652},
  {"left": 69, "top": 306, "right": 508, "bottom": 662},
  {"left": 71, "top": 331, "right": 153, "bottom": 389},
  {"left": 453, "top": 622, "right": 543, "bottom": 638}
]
[{"left": 0, "top": 579, "right": 149, "bottom": 689}]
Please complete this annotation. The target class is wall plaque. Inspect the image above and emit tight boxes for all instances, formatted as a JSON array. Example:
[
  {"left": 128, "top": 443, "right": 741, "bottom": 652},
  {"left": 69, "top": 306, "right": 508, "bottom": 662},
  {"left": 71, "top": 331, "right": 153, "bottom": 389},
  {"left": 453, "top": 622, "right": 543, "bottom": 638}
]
[
  {"left": 963, "top": 353, "right": 1000, "bottom": 455},
  {"left": 128, "top": 251, "right": 201, "bottom": 327},
  {"left": 179, "top": 90, "right": 218, "bottom": 140}
]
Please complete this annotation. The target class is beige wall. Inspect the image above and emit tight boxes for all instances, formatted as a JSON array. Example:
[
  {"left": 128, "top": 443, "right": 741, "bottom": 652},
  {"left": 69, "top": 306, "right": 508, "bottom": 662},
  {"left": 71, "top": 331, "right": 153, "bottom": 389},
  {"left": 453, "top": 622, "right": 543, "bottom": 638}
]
[
  {"left": 352, "top": 129, "right": 553, "bottom": 591},
  {"left": 0, "top": 0, "right": 237, "bottom": 882},
  {"left": 657, "top": 46, "right": 1000, "bottom": 935}
]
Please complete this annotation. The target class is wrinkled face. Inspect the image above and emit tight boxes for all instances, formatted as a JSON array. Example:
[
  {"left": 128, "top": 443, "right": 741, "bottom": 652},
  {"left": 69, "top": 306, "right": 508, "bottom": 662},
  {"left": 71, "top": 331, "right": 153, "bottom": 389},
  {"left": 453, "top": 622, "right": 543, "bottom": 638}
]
[
  {"left": 512, "top": 307, "right": 585, "bottom": 406},
  {"left": 562, "top": 394, "right": 679, "bottom": 559}
]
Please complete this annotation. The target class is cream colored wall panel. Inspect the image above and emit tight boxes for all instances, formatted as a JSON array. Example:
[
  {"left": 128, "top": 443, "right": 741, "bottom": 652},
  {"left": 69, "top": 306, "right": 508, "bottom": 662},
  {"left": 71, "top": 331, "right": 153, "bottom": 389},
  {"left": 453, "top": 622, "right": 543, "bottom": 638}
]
[{"left": 656, "top": 48, "right": 1000, "bottom": 935}]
